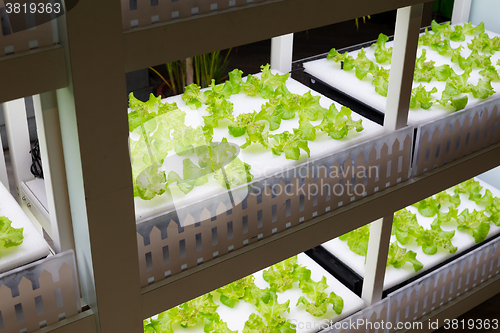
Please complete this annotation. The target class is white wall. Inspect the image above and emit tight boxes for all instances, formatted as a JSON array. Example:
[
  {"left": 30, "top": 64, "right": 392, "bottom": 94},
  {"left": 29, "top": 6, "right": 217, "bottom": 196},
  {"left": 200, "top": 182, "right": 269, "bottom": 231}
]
[{"left": 469, "top": 0, "right": 500, "bottom": 34}]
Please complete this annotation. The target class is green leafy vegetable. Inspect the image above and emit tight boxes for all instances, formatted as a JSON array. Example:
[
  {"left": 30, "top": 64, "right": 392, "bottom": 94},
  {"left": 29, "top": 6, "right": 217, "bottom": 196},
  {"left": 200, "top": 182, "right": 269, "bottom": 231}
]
[
  {"left": 216, "top": 275, "right": 260, "bottom": 308},
  {"left": 479, "top": 66, "right": 500, "bottom": 81},
  {"left": 372, "top": 67, "right": 390, "bottom": 96},
  {"left": 204, "top": 313, "right": 238, "bottom": 333},
  {"left": 485, "top": 197, "right": 500, "bottom": 226},
  {"left": 393, "top": 208, "right": 457, "bottom": 255},
  {"left": 409, "top": 85, "right": 437, "bottom": 110},
  {"left": 451, "top": 48, "right": 491, "bottom": 70},
  {"left": 417, "top": 225, "right": 457, "bottom": 255},
  {"left": 393, "top": 208, "right": 422, "bottom": 244},
  {"left": 133, "top": 165, "right": 168, "bottom": 200},
  {"left": 182, "top": 83, "right": 208, "bottom": 109},
  {"left": 326, "top": 48, "right": 348, "bottom": 63},
  {"left": 387, "top": 241, "right": 423, "bottom": 272},
  {"left": 437, "top": 82, "right": 468, "bottom": 111},
  {"left": 168, "top": 159, "right": 209, "bottom": 194},
  {"left": 468, "top": 32, "right": 500, "bottom": 54},
  {"left": 295, "top": 91, "right": 326, "bottom": 121},
  {"left": 338, "top": 224, "right": 371, "bottom": 258},
  {"left": 241, "top": 64, "right": 289, "bottom": 99},
  {"left": 262, "top": 256, "right": 309, "bottom": 293},
  {"left": 454, "top": 179, "right": 483, "bottom": 202},
  {"left": 371, "top": 33, "right": 393, "bottom": 64},
  {"left": 468, "top": 79, "right": 495, "bottom": 99},
  {"left": 414, "top": 49, "right": 435, "bottom": 83},
  {"left": 148, "top": 293, "right": 220, "bottom": 333},
  {"left": 0, "top": 216, "right": 23, "bottom": 249},
  {"left": 462, "top": 22, "right": 485, "bottom": 36},
  {"left": 243, "top": 292, "right": 295, "bottom": 333},
  {"left": 456, "top": 209, "right": 491, "bottom": 243},
  {"left": 346, "top": 49, "right": 379, "bottom": 80},
  {"left": 317, "top": 104, "right": 363, "bottom": 139},
  {"left": 297, "top": 276, "right": 344, "bottom": 316},
  {"left": 271, "top": 130, "right": 310, "bottom": 160}
]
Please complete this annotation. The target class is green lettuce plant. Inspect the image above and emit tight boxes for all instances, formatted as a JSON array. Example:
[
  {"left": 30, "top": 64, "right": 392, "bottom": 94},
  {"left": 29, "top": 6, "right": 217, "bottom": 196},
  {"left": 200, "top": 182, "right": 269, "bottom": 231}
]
[{"left": 0, "top": 216, "right": 23, "bottom": 250}]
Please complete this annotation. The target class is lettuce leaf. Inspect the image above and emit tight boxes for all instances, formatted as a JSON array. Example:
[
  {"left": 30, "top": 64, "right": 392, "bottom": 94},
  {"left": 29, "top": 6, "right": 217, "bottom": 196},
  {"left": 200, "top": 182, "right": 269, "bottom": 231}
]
[
  {"left": 418, "top": 225, "right": 457, "bottom": 255},
  {"left": 216, "top": 275, "right": 258, "bottom": 308},
  {"left": 326, "top": 48, "right": 348, "bottom": 63},
  {"left": 271, "top": 131, "right": 310, "bottom": 160},
  {"left": 297, "top": 276, "right": 344, "bottom": 316},
  {"left": 242, "top": 64, "right": 289, "bottom": 99},
  {"left": 338, "top": 224, "right": 370, "bottom": 258},
  {"left": 410, "top": 85, "right": 437, "bottom": 110},
  {"left": 204, "top": 313, "right": 237, "bottom": 333},
  {"left": 248, "top": 292, "right": 295, "bottom": 332},
  {"left": 437, "top": 82, "right": 468, "bottom": 111},
  {"left": 486, "top": 197, "right": 500, "bottom": 226},
  {"left": 372, "top": 67, "right": 390, "bottom": 96},
  {"left": 317, "top": 104, "right": 363, "bottom": 140},
  {"left": 346, "top": 49, "right": 379, "bottom": 80},
  {"left": 457, "top": 209, "right": 491, "bottom": 243},
  {"left": 371, "top": 33, "right": 393, "bottom": 64},
  {"left": 468, "top": 32, "right": 500, "bottom": 54},
  {"left": 133, "top": 165, "right": 168, "bottom": 200},
  {"left": 387, "top": 241, "right": 423, "bottom": 272},
  {"left": 263, "top": 256, "right": 310, "bottom": 293},
  {"left": 182, "top": 84, "right": 208, "bottom": 109},
  {"left": 462, "top": 22, "right": 485, "bottom": 36},
  {"left": 0, "top": 216, "right": 23, "bottom": 249},
  {"left": 468, "top": 79, "right": 495, "bottom": 99},
  {"left": 479, "top": 66, "right": 500, "bottom": 81},
  {"left": 414, "top": 49, "right": 435, "bottom": 82},
  {"left": 393, "top": 208, "right": 422, "bottom": 244},
  {"left": 149, "top": 294, "right": 220, "bottom": 333}
]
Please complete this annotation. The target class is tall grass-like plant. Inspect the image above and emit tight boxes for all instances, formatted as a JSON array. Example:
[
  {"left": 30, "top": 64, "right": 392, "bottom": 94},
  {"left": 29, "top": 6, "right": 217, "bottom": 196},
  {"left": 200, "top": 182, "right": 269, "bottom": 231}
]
[
  {"left": 193, "top": 50, "right": 232, "bottom": 88},
  {"left": 166, "top": 59, "right": 186, "bottom": 95},
  {"left": 153, "top": 49, "right": 232, "bottom": 97}
]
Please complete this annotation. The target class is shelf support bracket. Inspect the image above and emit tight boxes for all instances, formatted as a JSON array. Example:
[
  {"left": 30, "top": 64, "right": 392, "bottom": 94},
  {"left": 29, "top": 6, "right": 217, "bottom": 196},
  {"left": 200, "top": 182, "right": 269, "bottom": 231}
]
[
  {"left": 271, "top": 33, "right": 294, "bottom": 73},
  {"left": 384, "top": 4, "right": 423, "bottom": 131},
  {"left": 361, "top": 214, "right": 393, "bottom": 305},
  {"left": 2, "top": 98, "right": 34, "bottom": 201},
  {"left": 33, "top": 92, "right": 75, "bottom": 254},
  {"left": 451, "top": 0, "right": 472, "bottom": 24}
]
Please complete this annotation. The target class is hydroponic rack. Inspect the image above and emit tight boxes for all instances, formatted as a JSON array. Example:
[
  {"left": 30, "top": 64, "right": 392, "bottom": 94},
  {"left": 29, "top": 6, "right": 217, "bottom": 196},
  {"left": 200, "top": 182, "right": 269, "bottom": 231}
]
[{"left": 1, "top": 0, "right": 500, "bottom": 333}]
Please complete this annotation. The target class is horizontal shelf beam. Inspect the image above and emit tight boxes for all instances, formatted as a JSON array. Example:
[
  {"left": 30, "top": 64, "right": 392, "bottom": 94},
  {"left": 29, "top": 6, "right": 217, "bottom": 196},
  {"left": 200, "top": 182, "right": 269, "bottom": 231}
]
[
  {"left": 123, "top": 0, "right": 427, "bottom": 72},
  {"left": 141, "top": 143, "right": 500, "bottom": 318},
  {"left": 35, "top": 310, "right": 96, "bottom": 333},
  {"left": 0, "top": 46, "right": 67, "bottom": 103}
]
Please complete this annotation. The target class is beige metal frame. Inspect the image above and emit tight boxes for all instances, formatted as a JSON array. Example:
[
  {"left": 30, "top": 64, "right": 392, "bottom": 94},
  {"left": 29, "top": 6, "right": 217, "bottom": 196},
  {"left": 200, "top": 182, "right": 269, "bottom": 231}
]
[{"left": 2, "top": 0, "right": 500, "bottom": 332}]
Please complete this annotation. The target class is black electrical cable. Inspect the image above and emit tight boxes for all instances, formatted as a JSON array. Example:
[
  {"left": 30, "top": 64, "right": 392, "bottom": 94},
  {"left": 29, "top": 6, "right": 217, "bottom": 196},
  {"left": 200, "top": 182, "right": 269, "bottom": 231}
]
[{"left": 30, "top": 140, "right": 44, "bottom": 178}]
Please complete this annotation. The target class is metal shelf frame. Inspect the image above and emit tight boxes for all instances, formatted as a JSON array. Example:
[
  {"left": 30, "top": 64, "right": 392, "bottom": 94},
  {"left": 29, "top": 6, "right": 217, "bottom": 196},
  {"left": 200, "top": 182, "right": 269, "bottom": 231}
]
[{"left": 2, "top": 0, "right": 497, "bottom": 332}]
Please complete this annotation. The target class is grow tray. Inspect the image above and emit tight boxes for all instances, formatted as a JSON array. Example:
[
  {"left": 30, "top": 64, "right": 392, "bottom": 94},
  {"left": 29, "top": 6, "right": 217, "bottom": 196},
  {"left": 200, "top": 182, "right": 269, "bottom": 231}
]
[
  {"left": 0, "top": 181, "right": 50, "bottom": 274},
  {"left": 309, "top": 177, "right": 500, "bottom": 297},
  {"left": 144, "top": 253, "right": 365, "bottom": 333},
  {"left": 301, "top": 25, "right": 500, "bottom": 127},
  {"left": 132, "top": 71, "right": 416, "bottom": 287},
  {"left": 133, "top": 74, "right": 385, "bottom": 222}
]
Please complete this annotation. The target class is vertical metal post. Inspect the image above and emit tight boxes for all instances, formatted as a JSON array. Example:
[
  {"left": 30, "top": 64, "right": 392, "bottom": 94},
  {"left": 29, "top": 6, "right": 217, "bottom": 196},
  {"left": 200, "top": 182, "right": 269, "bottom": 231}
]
[
  {"left": 55, "top": 0, "right": 143, "bottom": 332},
  {"left": 33, "top": 92, "right": 75, "bottom": 254},
  {"left": 0, "top": 115, "right": 9, "bottom": 189},
  {"left": 270, "top": 33, "right": 294, "bottom": 73},
  {"left": 361, "top": 214, "right": 394, "bottom": 305},
  {"left": 384, "top": 4, "right": 423, "bottom": 131},
  {"left": 365, "top": 3, "right": 422, "bottom": 306},
  {"left": 451, "top": 0, "right": 472, "bottom": 24},
  {"left": 2, "top": 98, "right": 34, "bottom": 201}
]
